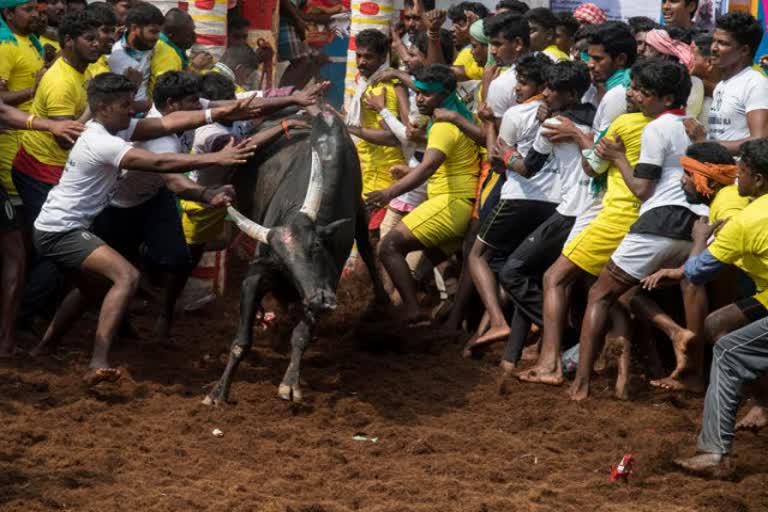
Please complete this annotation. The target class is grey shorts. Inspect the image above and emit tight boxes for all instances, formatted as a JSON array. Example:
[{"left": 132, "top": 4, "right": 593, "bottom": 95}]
[
  {"left": 33, "top": 228, "right": 106, "bottom": 272},
  {"left": 0, "top": 183, "right": 19, "bottom": 234}
]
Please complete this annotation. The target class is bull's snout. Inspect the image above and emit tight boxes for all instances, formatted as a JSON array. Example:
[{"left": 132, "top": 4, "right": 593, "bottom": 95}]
[{"left": 305, "top": 289, "right": 337, "bottom": 313}]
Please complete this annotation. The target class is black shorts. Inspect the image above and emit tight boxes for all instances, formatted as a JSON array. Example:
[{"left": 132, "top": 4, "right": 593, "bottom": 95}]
[
  {"left": 93, "top": 189, "right": 191, "bottom": 270},
  {"left": 477, "top": 198, "right": 557, "bottom": 254},
  {"left": 33, "top": 228, "right": 106, "bottom": 272},
  {"left": 0, "top": 183, "right": 19, "bottom": 234},
  {"left": 736, "top": 297, "right": 768, "bottom": 323}
]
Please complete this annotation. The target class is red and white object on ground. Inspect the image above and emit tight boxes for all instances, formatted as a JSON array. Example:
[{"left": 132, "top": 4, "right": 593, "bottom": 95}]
[{"left": 610, "top": 454, "right": 635, "bottom": 482}]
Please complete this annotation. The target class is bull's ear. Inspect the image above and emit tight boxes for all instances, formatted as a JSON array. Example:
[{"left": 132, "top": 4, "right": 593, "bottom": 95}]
[{"left": 317, "top": 218, "right": 352, "bottom": 239}]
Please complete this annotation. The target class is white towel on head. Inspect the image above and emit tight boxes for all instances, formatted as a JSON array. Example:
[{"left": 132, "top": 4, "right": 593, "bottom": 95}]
[{"left": 346, "top": 62, "right": 389, "bottom": 128}]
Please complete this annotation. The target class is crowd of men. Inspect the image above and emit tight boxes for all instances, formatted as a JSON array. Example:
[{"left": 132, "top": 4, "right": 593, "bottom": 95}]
[{"left": 1, "top": 0, "right": 768, "bottom": 480}]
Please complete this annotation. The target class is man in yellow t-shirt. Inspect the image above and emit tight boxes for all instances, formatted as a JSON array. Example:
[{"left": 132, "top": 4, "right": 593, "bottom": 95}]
[
  {"left": 11, "top": 9, "right": 100, "bottom": 224},
  {"left": 0, "top": 0, "right": 44, "bottom": 196},
  {"left": 345, "top": 29, "right": 406, "bottom": 230},
  {"left": 524, "top": 8, "right": 570, "bottom": 62},
  {"left": 669, "top": 139, "right": 768, "bottom": 479},
  {"left": 205, "top": 45, "right": 263, "bottom": 95},
  {"left": 148, "top": 8, "right": 195, "bottom": 97},
  {"left": 83, "top": 2, "right": 117, "bottom": 81},
  {"left": 38, "top": 0, "right": 64, "bottom": 54},
  {"left": 366, "top": 64, "right": 478, "bottom": 324}
]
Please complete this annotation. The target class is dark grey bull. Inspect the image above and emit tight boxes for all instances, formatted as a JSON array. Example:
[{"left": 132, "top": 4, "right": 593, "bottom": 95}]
[{"left": 203, "top": 109, "right": 387, "bottom": 405}]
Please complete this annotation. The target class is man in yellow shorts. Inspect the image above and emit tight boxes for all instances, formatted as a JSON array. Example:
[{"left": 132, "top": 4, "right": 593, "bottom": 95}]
[{"left": 366, "top": 64, "right": 478, "bottom": 324}]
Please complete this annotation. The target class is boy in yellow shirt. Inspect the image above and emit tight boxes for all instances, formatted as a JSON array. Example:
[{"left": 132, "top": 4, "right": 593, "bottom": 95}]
[
  {"left": 148, "top": 7, "right": 195, "bottom": 97},
  {"left": 367, "top": 64, "right": 478, "bottom": 324},
  {"left": 524, "top": 8, "right": 570, "bottom": 62},
  {"left": 83, "top": 2, "right": 117, "bottom": 80},
  {"left": 0, "top": 0, "right": 45, "bottom": 197},
  {"left": 345, "top": 28, "right": 407, "bottom": 230}
]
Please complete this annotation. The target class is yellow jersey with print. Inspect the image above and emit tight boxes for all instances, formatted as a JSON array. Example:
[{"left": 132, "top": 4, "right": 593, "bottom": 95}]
[
  {"left": 426, "top": 121, "right": 479, "bottom": 199},
  {"left": 357, "top": 80, "right": 405, "bottom": 195},
  {"left": 543, "top": 45, "right": 570, "bottom": 62},
  {"left": 85, "top": 54, "right": 111, "bottom": 80},
  {"left": 709, "top": 184, "right": 751, "bottom": 223},
  {"left": 0, "top": 34, "right": 45, "bottom": 193},
  {"left": 39, "top": 34, "right": 60, "bottom": 52},
  {"left": 22, "top": 57, "right": 88, "bottom": 167},
  {"left": 453, "top": 46, "right": 483, "bottom": 80},
  {"left": 149, "top": 38, "right": 185, "bottom": 98},
  {"left": 598, "top": 112, "right": 652, "bottom": 226},
  {"left": 708, "top": 194, "right": 768, "bottom": 308}
]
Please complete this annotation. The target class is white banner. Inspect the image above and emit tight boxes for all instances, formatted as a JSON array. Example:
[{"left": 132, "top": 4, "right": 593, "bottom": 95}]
[{"left": 551, "top": 0, "right": 661, "bottom": 22}]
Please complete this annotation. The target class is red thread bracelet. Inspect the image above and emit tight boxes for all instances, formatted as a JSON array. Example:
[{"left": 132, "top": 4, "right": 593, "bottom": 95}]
[{"left": 281, "top": 120, "right": 291, "bottom": 139}]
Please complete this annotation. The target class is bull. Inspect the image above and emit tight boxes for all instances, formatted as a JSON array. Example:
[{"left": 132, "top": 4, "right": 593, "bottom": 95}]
[{"left": 203, "top": 109, "right": 387, "bottom": 405}]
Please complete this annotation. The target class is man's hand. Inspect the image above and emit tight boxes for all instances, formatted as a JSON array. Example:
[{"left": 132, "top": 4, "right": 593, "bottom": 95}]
[
  {"left": 284, "top": 118, "right": 312, "bottom": 131},
  {"left": 48, "top": 119, "right": 85, "bottom": 145},
  {"left": 124, "top": 67, "right": 143, "bottom": 88},
  {"left": 683, "top": 118, "right": 707, "bottom": 143},
  {"left": 490, "top": 138, "right": 513, "bottom": 172},
  {"left": 216, "top": 94, "right": 262, "bottom": 122},
  {"left": 390, "top": 164, "right": 410, "bottom": 180},
  {"left": 542, "top": 115, "right": 577, "bottom": 143},
  {"left": 293, "top": 81, "right": 330, "bottom": 106},
  {"left": 190, "top": 51, "right": 214, "bottom": 73},
  {"left": 205, "top": 184, "right": 236, "bottom": 207},
  {"left": 536, "top": 102, "right": 551, "bottom": 123},
  {"left": 363, "top": 89, "right": 387, "bottom": 112},
  {"left": 406, "top": 123, "right": 426, "bottom": 142},
  {"left": 365, "top": 188, "right": 393, "bottom": 211},
  {"left": 214, "top": 136, "right": 259, "bottom": 166},
  {"left": 477, "top": 102, "right": 495, "bottom": 123},
  {"left": 641, "top": 267, "right": 685, "bottom": 291},
  {"left": 692, "top": 217, "right": 725, "bottom": 244},
  {"left": 595, "top": 134, "right": 626, "bottom": 162},
  {"left": 425, "top": 9, "right": 447, "bottom": 32},
  {"left": 432, "top": 108, "right": 458, "bottom": 124}
]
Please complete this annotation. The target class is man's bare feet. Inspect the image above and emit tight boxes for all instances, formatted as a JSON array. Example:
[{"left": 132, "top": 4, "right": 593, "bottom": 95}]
[
  {"left": 517, "top": 362, "right": 564, "bottom": 386},
  {"left": 82, "top": 367, "right": 122, "bottom": 386},
  {"left": 673, "top": 453, "right": 734, "bottom": 479},
  {"left": 473, "top": 324, "right": 511, "bottom": 346},
  {"left": 670, "top": 328, "right": 697, "bottom": 368},
  {"left": 568, "top": 378, "right": 589, "bottom": 401},
  {"left": 650, "top": 374, "right": 706, "bottom": 393},
  {"left": 735, "top": 405, "right": 768, "bottom": 433}
]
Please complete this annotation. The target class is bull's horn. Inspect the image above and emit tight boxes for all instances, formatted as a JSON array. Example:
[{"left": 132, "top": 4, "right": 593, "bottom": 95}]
[
  {"left": 299, "top": 148, "right": 324, "bottom": 222},
  {"left": 227, "top": 206, "right": 271, "bottom": 244}
]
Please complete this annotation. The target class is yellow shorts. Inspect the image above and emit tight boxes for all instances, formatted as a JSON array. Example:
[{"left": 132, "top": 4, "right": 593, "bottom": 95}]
[
  {"left": 361, "top": 163, "right": 398, "bottom": 198},
  {"left": 402, "top": 194, "right": 473, "bottom": 255},
  {"left": 562, "top": 219, "right": 632, "bottom": 277},
  {"left": 180, "top": 200, "right": 228, "bottom": 245}
]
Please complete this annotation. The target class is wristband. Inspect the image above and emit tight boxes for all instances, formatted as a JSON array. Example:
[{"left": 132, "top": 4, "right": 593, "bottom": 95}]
[
  {"left": 25, "top": 114, "right": 36, "bottom": 130},
  {"left": 281, "top": 119, "right": 292, "bottom": 139},
  {"left": 204, "top": 108, "right": 213, "bottom": 124},
  {"left": 503, "top": 150, "right": 519, "bottom": 167}
]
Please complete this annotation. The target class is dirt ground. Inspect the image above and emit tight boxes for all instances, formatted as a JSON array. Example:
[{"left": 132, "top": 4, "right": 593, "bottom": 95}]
[{"left": 2, "top": 262, "right": 768, "bottom": 512}]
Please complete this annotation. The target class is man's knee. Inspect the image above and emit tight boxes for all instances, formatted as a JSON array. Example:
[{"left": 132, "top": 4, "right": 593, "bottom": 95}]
[
  {"left": 115, "top": 264, "right": 140, "bottom": 292},
  {"left": 379, "top": 229, "right": 406, "bottom": 258}
]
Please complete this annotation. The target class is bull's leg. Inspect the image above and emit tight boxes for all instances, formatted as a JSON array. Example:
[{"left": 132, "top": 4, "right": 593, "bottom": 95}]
[
  {"left": 355, "top": 203, "right": 389, "bottom": 305},
  {"left": 203, "top": 265, "right": 268, "bottom": 406},
  {"left": 278, "top": 315, "right": 316, "bottom": 402}
]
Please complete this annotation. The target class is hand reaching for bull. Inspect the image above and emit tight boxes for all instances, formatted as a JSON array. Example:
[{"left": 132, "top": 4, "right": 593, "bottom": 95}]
[
  {"left": 48, "top": 119, "right": 86, "bottom": 145},
  {"left": 214, "top": 136, "right": 259, "bottom": 166},
  {"left": 293, "top": 81, "right": 331, "bottom": 106},
  {"left": 204, "top": 184, "right": 236, "bottom": 207},
  {"left": 218, "top": 93, "right": 263, "bottom": 122},
  {"left": 365, "top": 188, "right": 393, "bottom": 211},
  {"left": 641, "top": 267, "right": 685, "bottom": 291}
]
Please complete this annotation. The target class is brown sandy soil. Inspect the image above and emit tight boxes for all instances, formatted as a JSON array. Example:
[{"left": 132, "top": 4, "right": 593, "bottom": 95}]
[{"left": 2, "top": 263, "right": 768, "bottom": 512}]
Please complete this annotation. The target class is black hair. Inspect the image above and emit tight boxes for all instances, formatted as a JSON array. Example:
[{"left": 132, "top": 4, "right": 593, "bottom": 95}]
[
  {"left": 665, "top": 25, "right": 693, "bottom": 44},
  {"left": 199, "top": 72, "right": 236, "bottom": 101},
  {"left": 355, "top": 28, "right": 389, "bottom": 56},
  {"left": 586, "top": 21, "right": 638, "bottom": 67},
  {"left": 220, "top": 45, "right": 260, "bottom": 71},
  {"left": 627, "top": 16, "right": 659, "bottom": 35},
  {"left": 574, "top": 24, "right": 595, "bottom": 43},
  {"left": 227, "top": 12, "right": 249, "bottom": 31},
  {"left": 404, "top": 0, "right": 435, "bottom": 10},
  {"left": 496, "top": 0, "right": 529, "bottom": 15},
  {"left": 66, "top": 0, "right": 87, "bottom": 6},
  {"left": 125, "top": 2, "right": 164, "bottom": 29},
  {"left": 448, "top": 2, "right": 489, "bottom": 23},
  {"left": 631, "top": 58, "right": 691, "bottom": 108},
  {"left": 740, "top": 139, "right": 768, "bottom": 178},
  {"left": 87, "top": 72, "right": 136, "bottom": 110},
  {"left": 716, "top": 11, "right": 764, "bottom": 58},
  {"left": 693, "top": 31, "right": 713, "bottom": 57},
  {"left": 555, "top": 12, "right": 579, "bottom": 37},
  {"left": 413, "top": 28, "right": 454, "bottom": 63},
  {"left": 484, "top": 12, "right": 529, "bottom": 47},
  {"left": 545, "top": 60, "right": 591, "bottom": 97},
  {"left": 414, "top": 63, "right": 457, "bottom": 94},
  {"left": 524, "top": 7, "right": 558, "bottom": 31},
  {"left": 58, "top": 10, "right": 101, "bottom": 45},
  {"left": 153, "top": 71, "right": 202, "bottom": 108},
  {"left": 515, "top": 52, "right": 551, "bottom": 85},
  {"left": 164, "top": 7, "right": 192, "bottom": 30},
  {"left": 686, "top": 142, "right": 736, "bottom": 166},
  {"left": 86, "top": 2, "right": 117, "bottom": 27}
]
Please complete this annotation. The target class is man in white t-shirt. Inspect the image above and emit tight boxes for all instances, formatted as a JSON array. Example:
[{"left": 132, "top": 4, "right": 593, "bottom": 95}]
[
  {"left": 568, "top": 60, "right": 708, "bottom": 401},
  {"left": 690, "top": 12, "right": 768, "bottom": 153},
  {"left": 31, "top": 73, "right": 259, "bottom": 386},
  {"left": 108, "top": 2, "right": 163, "bottom": 107},
  {"left": 483, "top": 12, "right": 530, "bottom": 120}
]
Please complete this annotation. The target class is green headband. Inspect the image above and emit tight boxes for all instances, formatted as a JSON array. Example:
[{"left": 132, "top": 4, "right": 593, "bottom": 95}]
[
  {"left": 0, "top": 0, "right": 31, "bottom": 8},
  {"left": 413, "top": 79, "right": 448, "bottom": 94},
  {"left": 469, "top": 19, "right": 489, "bottom": 45}
]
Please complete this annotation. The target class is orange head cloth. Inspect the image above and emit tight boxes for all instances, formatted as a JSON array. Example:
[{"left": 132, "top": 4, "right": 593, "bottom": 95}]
[{"left": 680, "top": 155, "right": 737, "bottom": 198}]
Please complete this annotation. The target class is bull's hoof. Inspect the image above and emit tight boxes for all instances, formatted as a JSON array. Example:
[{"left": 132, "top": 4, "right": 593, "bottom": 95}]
[
  {"left": 278, "top": 383, "right": 303, "bottom": 402},
  {"left": 202, "top": 390, "right": 229, "bottom": 407}
]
